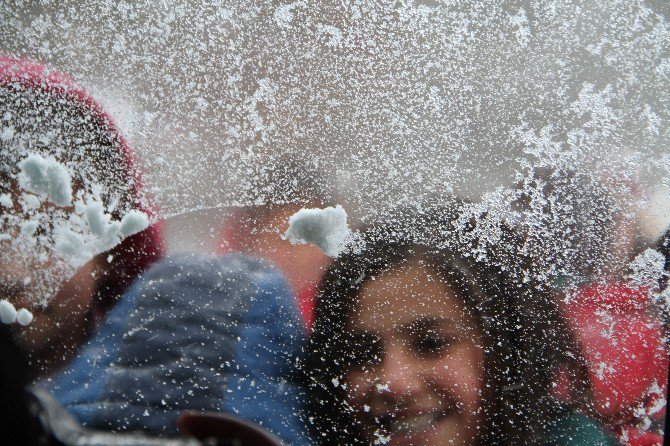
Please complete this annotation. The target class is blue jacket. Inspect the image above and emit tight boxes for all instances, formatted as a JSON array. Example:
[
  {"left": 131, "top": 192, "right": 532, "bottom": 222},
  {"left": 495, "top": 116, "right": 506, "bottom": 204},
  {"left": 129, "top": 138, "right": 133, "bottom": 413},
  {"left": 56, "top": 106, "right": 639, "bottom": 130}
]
[{"left": 46, "top": 253, "right": 310, "bottom": 445}]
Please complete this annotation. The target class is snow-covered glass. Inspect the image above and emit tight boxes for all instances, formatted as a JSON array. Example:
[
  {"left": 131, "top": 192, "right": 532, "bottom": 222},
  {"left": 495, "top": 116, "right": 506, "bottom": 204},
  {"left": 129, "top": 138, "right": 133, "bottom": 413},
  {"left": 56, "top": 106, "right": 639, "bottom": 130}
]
[{"left": 1, "top": 1, "right": 669, "bottom": 444}]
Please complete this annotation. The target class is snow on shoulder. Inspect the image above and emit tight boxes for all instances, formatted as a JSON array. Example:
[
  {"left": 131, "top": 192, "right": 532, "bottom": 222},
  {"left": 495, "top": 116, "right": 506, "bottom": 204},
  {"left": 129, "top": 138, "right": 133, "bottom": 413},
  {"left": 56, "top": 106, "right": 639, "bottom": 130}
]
[{"left": 284, "top": 205, "right": 351, "bottom": 257}]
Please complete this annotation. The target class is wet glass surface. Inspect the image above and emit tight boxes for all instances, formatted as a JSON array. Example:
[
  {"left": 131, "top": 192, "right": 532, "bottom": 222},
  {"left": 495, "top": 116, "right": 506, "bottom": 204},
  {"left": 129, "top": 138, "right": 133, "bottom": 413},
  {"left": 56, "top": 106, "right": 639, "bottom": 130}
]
[{"left": 1, "top": 1, "right": 669, "bottom": 444}]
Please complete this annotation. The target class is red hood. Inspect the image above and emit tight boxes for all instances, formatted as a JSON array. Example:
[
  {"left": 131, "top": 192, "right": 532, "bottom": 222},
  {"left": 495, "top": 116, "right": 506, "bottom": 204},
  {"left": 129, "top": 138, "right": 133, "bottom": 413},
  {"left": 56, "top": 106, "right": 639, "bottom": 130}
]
[
  {"left": 563, "top": 283, "right": 666, "bottom": 424},
  {"left": 567, "top": 283, "right": 649, "bottom": 313}
]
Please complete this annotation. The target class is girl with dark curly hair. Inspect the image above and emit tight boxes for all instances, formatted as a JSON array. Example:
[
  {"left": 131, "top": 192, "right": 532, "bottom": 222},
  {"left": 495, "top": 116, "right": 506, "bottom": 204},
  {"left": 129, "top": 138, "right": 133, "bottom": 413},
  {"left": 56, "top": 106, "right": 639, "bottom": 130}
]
[{"left": 304, "top": 210, "right": 615, "bottom": 445}]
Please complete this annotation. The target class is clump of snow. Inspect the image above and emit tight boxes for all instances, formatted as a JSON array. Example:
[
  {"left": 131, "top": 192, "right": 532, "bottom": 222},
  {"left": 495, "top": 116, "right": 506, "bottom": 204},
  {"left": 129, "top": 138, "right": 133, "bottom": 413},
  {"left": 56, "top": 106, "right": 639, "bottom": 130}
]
[
  {"left": 4, "top": 155, "right": 152, "bottom": 304},
  {"left": 284, "top": 205, "right": 351, "bottom": 257},
  {"left": 373, "top": 430, "right": 391, "bottom": 445},
  {"left": 0, "top": 300, "right": 17, "bottom": 324},
  {"left": 17, "top": 154, "right": 73, "bottom": 206},
  {"left": 375, "top": 383, "right": 390, "bottom": 393},
  {"left": 54, "top": 227, "right": 91, "bottom": 267},
  {"left": 21, "top": 220, "right": 38, "bottom": 237},
  {"left": 120, "top": 210, "right": 150, "bottom": 237},
  {"left": 1, "top": 126, "right": 15, "bottom": 141},
  {"left": 16, "top": 308, "right": 34, "bottom": 326},
  {"left": 20, "top": 193, "right": 41, "bottom": 211},
  {"left": 84, "top": 200, "right": 112, "bottom": 238},
  {"left": 54, "top": 198, "right": 150, "bottom": 268},
  {"left": 0, "top": 300, "right": 34, "bottom": 326},
  {"left": 0, "top": 193, "right": 12, "bottom": 208}
]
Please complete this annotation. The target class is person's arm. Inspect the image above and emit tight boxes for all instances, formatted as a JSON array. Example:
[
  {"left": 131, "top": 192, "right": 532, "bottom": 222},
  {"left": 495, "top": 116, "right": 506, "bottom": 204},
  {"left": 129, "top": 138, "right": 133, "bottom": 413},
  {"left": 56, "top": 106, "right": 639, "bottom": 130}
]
[{"left": 15, "top": 258, "right": 101, "bottom": 377}]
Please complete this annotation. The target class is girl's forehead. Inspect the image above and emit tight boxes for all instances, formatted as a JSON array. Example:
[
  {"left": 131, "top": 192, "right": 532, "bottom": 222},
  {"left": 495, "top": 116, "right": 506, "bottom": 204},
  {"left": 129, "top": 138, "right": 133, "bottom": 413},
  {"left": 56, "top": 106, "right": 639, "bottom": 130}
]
[{"left": 349, "top": 261, "right": 469, "bottom": 332}]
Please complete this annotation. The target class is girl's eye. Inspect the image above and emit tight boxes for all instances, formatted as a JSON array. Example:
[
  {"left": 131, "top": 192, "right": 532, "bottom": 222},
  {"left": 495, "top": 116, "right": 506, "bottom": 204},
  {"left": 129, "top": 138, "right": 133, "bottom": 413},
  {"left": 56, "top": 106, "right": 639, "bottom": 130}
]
[{"left": 413, "top": 333, "right": 453, "bottom": 356}]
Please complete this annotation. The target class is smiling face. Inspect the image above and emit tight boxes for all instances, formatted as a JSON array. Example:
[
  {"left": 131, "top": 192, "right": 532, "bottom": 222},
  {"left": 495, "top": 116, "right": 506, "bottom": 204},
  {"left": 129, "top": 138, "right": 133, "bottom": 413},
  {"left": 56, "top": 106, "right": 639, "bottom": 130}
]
[{"left": 343, "top": 260, "right": 484, "bottom": 446}]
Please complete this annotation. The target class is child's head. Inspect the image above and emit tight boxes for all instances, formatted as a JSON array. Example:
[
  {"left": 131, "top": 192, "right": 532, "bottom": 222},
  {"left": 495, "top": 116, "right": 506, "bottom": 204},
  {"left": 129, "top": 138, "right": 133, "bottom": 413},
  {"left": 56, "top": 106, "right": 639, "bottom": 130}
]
[
  {"left": 0, "top": 55, "right": 163, "bottom": 305},
  {"left": 338, "top": 248, "right": 484, "bottom": 446},
  {"left": 305, "top": 213, "right": 586, "bottom": 445},
  {"left": 0, "top": 56, "right": 164, "bottom": 373}
]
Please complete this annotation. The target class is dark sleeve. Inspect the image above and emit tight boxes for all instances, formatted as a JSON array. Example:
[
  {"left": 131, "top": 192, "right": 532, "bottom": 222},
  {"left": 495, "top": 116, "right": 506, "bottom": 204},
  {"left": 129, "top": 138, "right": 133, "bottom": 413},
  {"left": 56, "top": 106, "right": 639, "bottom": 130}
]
[
  {"left": 544, "top": 412, "right": 617, "bottom": 446},
  {"left": 0, "top": 324, "right": 40, "bottom": 444}
]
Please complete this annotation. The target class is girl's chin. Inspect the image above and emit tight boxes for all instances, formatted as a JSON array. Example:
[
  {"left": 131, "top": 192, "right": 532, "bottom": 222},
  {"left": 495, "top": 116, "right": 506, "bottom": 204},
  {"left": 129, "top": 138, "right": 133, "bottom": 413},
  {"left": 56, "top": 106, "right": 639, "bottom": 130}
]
[
  {"left": 368, "top": 415, "right": 475, "bottom": 446},
  {"left": 384, "top": 427, "right": 437, "bottom": 446}
]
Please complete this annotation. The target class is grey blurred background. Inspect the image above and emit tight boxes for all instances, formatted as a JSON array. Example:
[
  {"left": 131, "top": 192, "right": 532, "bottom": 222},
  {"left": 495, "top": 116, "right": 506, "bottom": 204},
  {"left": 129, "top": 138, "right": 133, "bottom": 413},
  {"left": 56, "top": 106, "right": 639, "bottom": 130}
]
[{"left": 2, "top": 0, "right": 669, "bottom": 252}]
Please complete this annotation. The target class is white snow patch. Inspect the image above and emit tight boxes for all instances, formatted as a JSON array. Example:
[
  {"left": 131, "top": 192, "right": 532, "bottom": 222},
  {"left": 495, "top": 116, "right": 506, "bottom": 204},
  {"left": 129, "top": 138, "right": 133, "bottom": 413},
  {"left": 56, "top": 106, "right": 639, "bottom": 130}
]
[
  {"left": 373, "top": 430, "right": 391, "bottom": 445},
  {"left": 0, "top": 300, "right": 17, "bottom": 324},
  {"left": 120, "top": 210, "right": 150, "bottom": 237},
  {"left": 274, "top": 1, "right": 304, "bottom": 27},
  {"left": 16, "top": 308, "right": 33, "bottom": 326},
  {"left": 1, "top": 126, "right": 15, "bottom": 141},
  {"left": 628, "top": 248, "right": 666, "bottom": 287},
  {"left": 375, "top": 383, "right": 390, "bottom": 392},
  {"left": 0, "top": 193, "right": 12, "bottom": 208},
  {"left": 17, "top": 154, "right": 73, "bottom": 206},
  {"left": 284, "top": 205, "right": 351, "bottom": 257}
]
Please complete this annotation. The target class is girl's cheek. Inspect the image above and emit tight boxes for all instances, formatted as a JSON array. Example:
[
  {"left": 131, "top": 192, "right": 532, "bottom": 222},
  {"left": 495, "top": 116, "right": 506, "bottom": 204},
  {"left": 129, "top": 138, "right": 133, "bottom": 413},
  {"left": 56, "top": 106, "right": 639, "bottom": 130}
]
[{"left": 434, "top": 346, "right": 484, "bottom": 391}]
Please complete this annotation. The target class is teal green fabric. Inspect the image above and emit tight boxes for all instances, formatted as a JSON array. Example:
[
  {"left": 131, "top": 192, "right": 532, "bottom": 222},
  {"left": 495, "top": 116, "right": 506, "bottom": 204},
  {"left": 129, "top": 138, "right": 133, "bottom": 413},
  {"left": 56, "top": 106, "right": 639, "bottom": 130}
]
[{"left": 545, "top": 412, "right": 617, "bottom": 446}]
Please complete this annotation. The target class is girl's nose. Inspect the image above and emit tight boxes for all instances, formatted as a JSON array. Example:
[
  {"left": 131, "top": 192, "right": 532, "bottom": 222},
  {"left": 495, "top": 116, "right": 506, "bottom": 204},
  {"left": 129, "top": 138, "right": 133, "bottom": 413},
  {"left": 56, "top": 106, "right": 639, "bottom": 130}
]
[{"left": 375, "top": 344, "right": 422, "bottom": 397}]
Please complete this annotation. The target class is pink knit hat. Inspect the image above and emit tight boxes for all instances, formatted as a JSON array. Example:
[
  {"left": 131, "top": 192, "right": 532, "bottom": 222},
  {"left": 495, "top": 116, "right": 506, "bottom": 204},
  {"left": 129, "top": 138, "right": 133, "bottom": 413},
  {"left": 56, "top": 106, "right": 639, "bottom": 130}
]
[{"left": 0, "top": 55, "right": 165, "bottom": 308}]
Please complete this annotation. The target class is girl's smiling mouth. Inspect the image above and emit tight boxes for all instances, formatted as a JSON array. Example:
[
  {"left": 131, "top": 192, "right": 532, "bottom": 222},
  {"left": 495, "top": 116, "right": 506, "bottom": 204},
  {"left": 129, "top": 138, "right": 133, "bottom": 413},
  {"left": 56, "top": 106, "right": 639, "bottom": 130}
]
[{"left": 372, "top": 405, "right": 463, "bottom": 444}]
